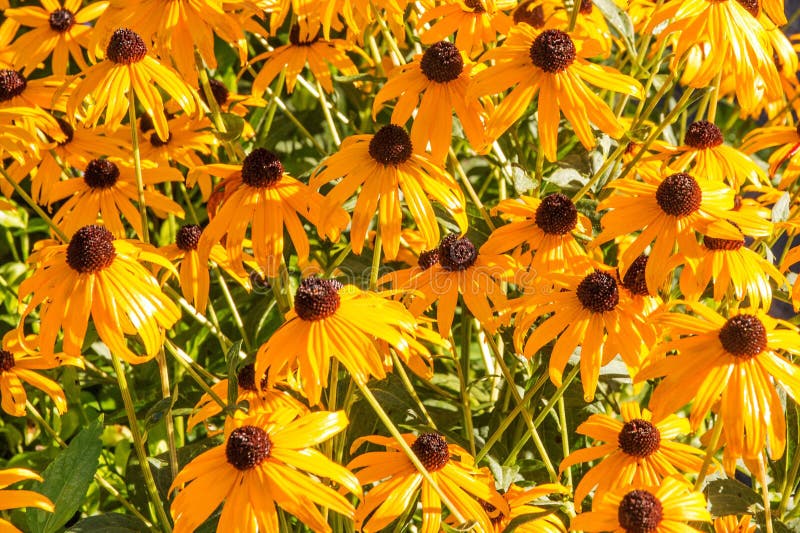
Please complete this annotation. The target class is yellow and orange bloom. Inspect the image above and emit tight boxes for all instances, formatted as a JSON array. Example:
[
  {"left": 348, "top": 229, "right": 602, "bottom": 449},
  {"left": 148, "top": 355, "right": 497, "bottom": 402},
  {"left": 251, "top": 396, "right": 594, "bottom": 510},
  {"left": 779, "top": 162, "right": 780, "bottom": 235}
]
[{"left": 0, "top": 468, "right": 54, "bottom": 533}]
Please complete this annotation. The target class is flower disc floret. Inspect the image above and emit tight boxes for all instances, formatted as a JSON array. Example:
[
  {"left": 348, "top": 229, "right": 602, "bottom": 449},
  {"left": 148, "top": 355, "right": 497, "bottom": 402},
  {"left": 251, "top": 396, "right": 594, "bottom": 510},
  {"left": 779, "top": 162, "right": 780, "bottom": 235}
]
[
  {"left": 618, "top": 419, "right": 661, "bottom": 458},
  {"left": 420, "top": 41, "right": 464, "bottom": 83},
  {"left": 529, "top": 30, "right": 576, "bottom": 73},
  {"left": 411, "top": 432, "right": 450, "bottom": 471},
  {"left": 655, "top": 173, "right": 702, "bottom": 217},
  {"left": 106, "top": 28, "right": 147, "bottom": 64},
  {"left": 618, "top": 490, "right": 663, "bottom": 533},
  {"left": 534, "top": 193, "right": 578, "bottom": 235},
  {"left": 294, "top": 277, "right": 342, "bottom": 321},
  {"left": 225, "top": 426, "right": 273, "bottom": 470},
  {"left": 576, "top": 271, "right": 619, "bottom": 313},
  {"left": 241, "top": 148, "right": 284, "bottom": 188},
  {"left": 66, "top": 225, "right": 116, "bottom": 274},
  {"left": 718, "top": 315, "right": 767, "bottom": 358},
  {"left": 368, "top": 125, "right": 414, "bottom": 166}
]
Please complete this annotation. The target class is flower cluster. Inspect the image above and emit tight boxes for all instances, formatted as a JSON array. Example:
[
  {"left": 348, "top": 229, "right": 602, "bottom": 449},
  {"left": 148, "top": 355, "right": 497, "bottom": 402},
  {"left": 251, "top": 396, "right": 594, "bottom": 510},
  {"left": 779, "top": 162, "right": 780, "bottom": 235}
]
[{"left": 0, "top": 0, "right": 799, "bottom": 531}]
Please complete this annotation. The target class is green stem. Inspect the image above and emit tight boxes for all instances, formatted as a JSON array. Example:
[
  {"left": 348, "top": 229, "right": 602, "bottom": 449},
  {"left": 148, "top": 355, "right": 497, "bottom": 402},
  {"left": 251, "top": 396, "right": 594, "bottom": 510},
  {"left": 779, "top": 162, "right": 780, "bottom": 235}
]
[
  {"left": 454, "top": 316, "right": 476, "bottom": 456},
  {"left": 483, "top": 334, "right": 557, "bottom": 481},
  {"left": 391, "top": 352, "right": 436, "bottom": 428},
  {"left": 355, "top": 381, "right": 468, "bottom": 525},
  {"left": 128, "top": 90, "right": 149, "bottom": 243},
  {"left": 316, "top": 79, "right": 340, "bottom": 146},
  {"left": 557, "top": 396, "right": 573, "bottom": 491},
  {"left": 475, "top": 372, "right": 548, "bottom": 463},
  {"left": 110, "top": 355, "right": 172, "bottom": 531},
  {"left": 779, "top": 437, "right": 800, "bottom": 518},
  {"left": 0, "top": 166, "right": 68, "bottom": 242},
  {"left": 213, "top": 267, "right": 252, "bottom": 352},
  {"left": 26, "top": 402, "right": 152, "bottom": 527},
  {"left": 448, "top": 148, "right": 496, "bottom": 231},
  {"left": 164, "top": 340, "right": 227, "bottom": 411},
  {"left": 759, "top": 453, "right": 774, "bottom": 533},
  {"left": 155, "top": 349, "right": 178, "bottom": 481},
  {"left": 370, "top": 230, "right": 382, "bottom": 290}
]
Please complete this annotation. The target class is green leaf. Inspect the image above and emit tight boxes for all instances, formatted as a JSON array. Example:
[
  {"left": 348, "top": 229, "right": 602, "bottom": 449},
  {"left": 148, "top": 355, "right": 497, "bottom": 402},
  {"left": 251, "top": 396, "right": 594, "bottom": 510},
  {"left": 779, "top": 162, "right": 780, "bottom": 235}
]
[
  {"left": 28, "top": 418, "right": 104, "bottom": 533},
  {"left": 66, "top": 513, "right": 149, "bottom": 532},
  {"left": 226, "top": 340, "right": 244, "bottom": 407},
  {"left": 705, "top": 478, "right": 760, "bottom": 518},
  {"left": 593, "top": 0, "right": 637, "bottom": 57}
]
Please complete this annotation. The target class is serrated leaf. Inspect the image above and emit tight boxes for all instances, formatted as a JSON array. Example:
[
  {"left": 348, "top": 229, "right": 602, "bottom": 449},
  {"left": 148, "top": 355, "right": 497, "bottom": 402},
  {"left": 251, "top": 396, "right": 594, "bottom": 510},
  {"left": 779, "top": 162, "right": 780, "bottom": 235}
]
[
  {"left": 66, "top": 513, "right": 149, "bottom": 532},
  {"left": 28, "top": 418, "right": 104, "bottom": 533},
  {"left": 593, "top": 0, "right": 637, "bottom": 56},
  {"left": 773, "top": 192, "right": 791, "bottom": 223},
  {"left": 547, "top": 168, "right": 587, "bottom": 189}
]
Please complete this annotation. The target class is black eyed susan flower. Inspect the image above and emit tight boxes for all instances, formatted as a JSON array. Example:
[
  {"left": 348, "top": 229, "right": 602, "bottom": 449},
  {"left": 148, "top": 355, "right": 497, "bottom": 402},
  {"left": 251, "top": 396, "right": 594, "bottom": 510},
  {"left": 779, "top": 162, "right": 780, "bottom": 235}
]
[
  {"left": 648, "top": 0, "right": 781, "bottom": 114},
  {"left": 372, "top": 41, "right": 488, "bottom": 163},
  {"left": 18, "top": 225, "right": 180, "bottom": 364},
  {"left": 196, "top": 148, "right": 347, "bottom": 278},
  {"left": 638, "top": 306, "right": 800, "bottom": 461},
  {"left": 138, "top": 114, "right": 219, "bottom": 174},
  {"left": 559, "top": 402, "right": 705, "bottom": 508},
  {"left": 419, "top": 0, "right": 513, "bottom": 58},
  {"left": 512, "top": 266, "right": 653, "bottom": 400},
  {"left": 67, "top": 28, "right": 199, "bottom": 143},
  {"left": 470, "top": 26, "right": 642, "bottom": 161},
  {"left": 676, "top": 225, "right": 785, "bottom": 309},
  {"left": 0, "top": 468, "right": 54, "bottom": 532},
  {"left": 254, "top": 276, "right": 424, "bottom": 405},
  {"left": 348, "top": 432, "right": 508, "bottom": 533},
  {"left": 170, "top": 407, "right": 361, "bottom": 533},
  {"left": 481, "top": 192, "right": 593, "bottom": 276},
  {"left": 48, "top": 158, "right": 184, "bottom": 239},
  {"left": 594, "top": 171, "right": 756, "bottom": 295},
  {"left": 571, "top": 476, "right": 711, "bottom": 532},
  {"left": 400, "top": 233, "right": 519, "bottom": 334},
  {"left": 186, "top": 363, "right": 308, "bottom": 433},
  {"left": 648, "top": 120, "right": 768, "bottom": 189},
  {"left": 311, "top": 124, "right": 468, "bottom": 259},
  {"left": 0, "top": 69, "right": 65, "bottom": 112},
  {"left": 4, "top": 0, "right": 106, "bottom": 78},
  {"left": 90, "top": 0, "right": 248, "bottom": 83},
  {"left": 512, "top": 0, "right": 612, "bottom": 58},
  {"left": 160, "top": 224, "right": 253, "bottom": 315},
  {"left": 29, "top": 115, "right": 130, "bottom": 204},
  {"left": 249, "top": 23, "right": 360, "bottom": 96},
  {"left": 0, "top": 331, "right": 82, "bottom": 417},
  {"left": 742, "top": 122, "right": 800, "bottom": 189}
]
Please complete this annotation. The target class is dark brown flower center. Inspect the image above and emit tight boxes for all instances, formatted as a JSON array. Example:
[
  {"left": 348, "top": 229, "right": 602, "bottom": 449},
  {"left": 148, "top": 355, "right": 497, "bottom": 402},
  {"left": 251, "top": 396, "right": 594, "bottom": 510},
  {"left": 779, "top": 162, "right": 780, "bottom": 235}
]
[
  {"left": 620, "top": 255, "right": 650, "bottom": 296},
  {"left": 618, "top": 419, "right": 661, "bottom": 457},
  {"left": 420, "top": 41, "right": 464, "bottom": 83},
  {"left": 618, "top": 490, "right": 663, "bottom": 533},
  {"left": 479, "top": 499, "right": 505, "bottom": 525},
  {"left": 83, "top": 159, "right": 120, "bottom": 189},
  {"left": 579, "top": 0, "right": 593, "bottom": 14},
  {"left": 0, "top": 70, "right": 27, "bottom": 102},
  {"left": 241, "top": 148, "right": 284, "bottom": 188},
  {"left": 149, "top": 131, "right": 172, "bottom": 147},
  {"left": 140, "top": 114, "right": 155, "bottom": 134},
  {"left": 411, "top": 432, "right": 449, "bottom": 472},
  {"left": 796, "top": 122, "right": 800, "bottom": 139},
  {"left": 655, "top": 173, "right": 702, "bottom": 217},
  {"left": 718, "top": 314, "right": 767, "bottom": 358},
  {"left": 529, "top": 29, "right": 576, "bottom": 73},
  {"left": 535, "top": 192, "right": 578, "bottom": 235},
  {"left": 201, "top": 78, "right": 230, "bottom": 107},
  {"left": 514, "top": 0, "right": 546, "bottom": 27},
  {"left": 0, "top": 349, "right": 15, "bottom": 372},
  {"left": 733, "top": 195, "right": 742, "bottom": 211},
  {"left": 294, "top": 276, "right": 342, "bottom": 321},
  {"left": 684, "top": 120, "right": 723, "bottom": 149},
  {"left": 576, "top": 271, "right": 619, "bottom": 313},
  {"left": 464, "top": 0, "right": 486, "bottom": 12},
  {"left": 236, "top": 364, "right": 269, "bottom": 392},
  {"left": 49, "top": 8, "right": 75, "bottom": 33},
  {"left": 176, "top": 224, "right": 202, "bottom": 251},
  {"left": 226, "top": 425, "right": 273, "bottom": 470},
  {"left": 106, "top": 28, "right": 147, "bottom": 64},
  {"left": 703, "top": 234, "right": 744, "bottom": 250},
  {"left": 438, "top": 234, "right": 477, "bottom": 271},
  {"left": 66, "top": 225, "right": 116, "bottom": 274},
  {"left": 289, "top": 24, "right": 319, "bottom": 46},
  {"left": 735, "top": 0, "right": 759, "bottom": 16},
  {"left": 418, "top": 249, "right": 440, "bottom": 270},
  {"left": 368, "top": 124, "right": 413, "bottom": 166}
]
